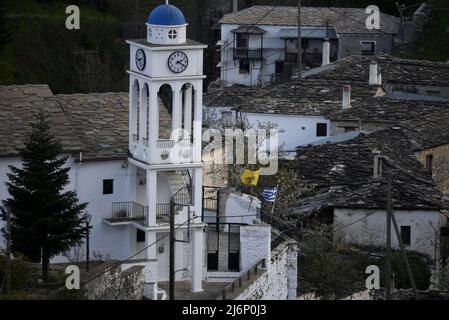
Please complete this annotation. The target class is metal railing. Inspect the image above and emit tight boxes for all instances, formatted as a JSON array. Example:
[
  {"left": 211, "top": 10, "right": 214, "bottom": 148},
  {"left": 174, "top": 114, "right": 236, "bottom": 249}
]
[
  {"left": 220, "top": 259, "right": 267, "bottom": 300},
  {"left": 259, "top": 210, "right": 302, "bottom": 250},
  {"left": 111, "top": 202, "right": 146, "bottom": 221},
  {"left": 172, "top": 186, "right": 193, "bottom": 206},
  {"left": 111, "top": 202, "right": 175, "bottom": 225},
  {"left": 156, "top": 204, "right": 170, "bottom": 223},
  {"left": 233, "top": 47, "right": 263, "bottom": 60},
  {"left": 157, "top": 139, "right": 192, "bottom": 149}
]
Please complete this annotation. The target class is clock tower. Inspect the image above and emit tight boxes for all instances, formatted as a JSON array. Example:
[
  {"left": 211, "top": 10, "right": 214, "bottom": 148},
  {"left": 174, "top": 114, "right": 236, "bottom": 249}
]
[{"left": 125, "top": 1, "right": 207, "bottom": 296}]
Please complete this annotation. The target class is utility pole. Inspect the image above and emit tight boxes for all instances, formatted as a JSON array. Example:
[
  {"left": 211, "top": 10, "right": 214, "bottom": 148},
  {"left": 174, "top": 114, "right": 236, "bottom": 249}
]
[
  {"left": 169, "top": 198, "right": 175, "bottom": 300},
  {"left": 4, "top": 206, "right": 11, "bottom": 296},
  {"left": 385, "top": 176, "right": 392, "bottom": 300},
  {"left": 391, "top": 212, "right": 420, "bottom": 300},
  {"left": 85, "top": 213, "right": 92, "bottom": 272},
  {"left": 297, "top": 0, "right": 302, "bottom": 81},
  {"left": 396, "top": 3, "right": 405, "bottom": 55}
]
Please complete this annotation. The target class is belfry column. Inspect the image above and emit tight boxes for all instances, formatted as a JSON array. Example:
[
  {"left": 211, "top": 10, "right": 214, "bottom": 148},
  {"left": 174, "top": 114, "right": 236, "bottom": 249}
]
[
  {"left": 149, "top": 86, "right": 159, "bottom": 163},
  {"left": 193, "top": 81, "right": 203, "bottom": 163},
  {"left": 172, "top": 85, "right": 182, "bottom": 140},
  {"left": 183, "top": 84, "right": 192, "bottom": 140}
]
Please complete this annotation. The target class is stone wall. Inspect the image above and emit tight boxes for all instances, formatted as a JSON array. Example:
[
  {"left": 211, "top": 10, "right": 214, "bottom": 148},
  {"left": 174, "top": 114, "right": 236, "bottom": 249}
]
[
  {"left": 235, "top": 241, "right": 298, "bottom": 300},
  {"left": 418, "top": 145, "right": 449, "bottom": 195},
  {"left": 240, "top": 225, "right": 271, "bottom": 272},
  {"left": 83, "top": 260, "right": 145, "bottom": 300}
]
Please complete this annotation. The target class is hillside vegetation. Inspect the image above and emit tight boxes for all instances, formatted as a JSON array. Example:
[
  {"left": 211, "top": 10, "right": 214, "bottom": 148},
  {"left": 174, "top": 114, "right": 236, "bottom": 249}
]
[{"left": 0, "top": 0, "right": 447, "bottom": 94}]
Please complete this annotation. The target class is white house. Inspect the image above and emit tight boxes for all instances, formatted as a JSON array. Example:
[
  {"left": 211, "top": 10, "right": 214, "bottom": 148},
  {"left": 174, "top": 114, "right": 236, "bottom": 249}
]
[
  {"left": 0, "top": 2, "right": 297, "bottom": 300},
  {"left": 217, "top": 6, "right": 400, "bottom": 87}
]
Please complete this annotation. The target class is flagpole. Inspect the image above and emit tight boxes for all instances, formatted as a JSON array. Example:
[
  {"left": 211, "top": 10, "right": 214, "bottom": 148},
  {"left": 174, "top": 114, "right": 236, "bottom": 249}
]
[{"left": 270, "top": 184, "right": 279, "bottom": 215}]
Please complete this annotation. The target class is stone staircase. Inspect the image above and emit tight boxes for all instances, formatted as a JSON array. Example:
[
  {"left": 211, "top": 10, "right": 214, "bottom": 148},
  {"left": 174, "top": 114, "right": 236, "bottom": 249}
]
[
  {"left": 159, "top": 97, "right": 172, "bottom": 140},
  {"left": 165, "top": 170, "right": 193, "bottom": 205}
]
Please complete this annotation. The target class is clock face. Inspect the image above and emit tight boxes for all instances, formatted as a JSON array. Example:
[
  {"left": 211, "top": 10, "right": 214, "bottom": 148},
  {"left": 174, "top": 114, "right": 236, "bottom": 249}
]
[
  {"left": 168, "top": 51, "right": 189, "bottom": 74},
  {"left": 135, "top": 49, "right": 146, "bottom": 71}
]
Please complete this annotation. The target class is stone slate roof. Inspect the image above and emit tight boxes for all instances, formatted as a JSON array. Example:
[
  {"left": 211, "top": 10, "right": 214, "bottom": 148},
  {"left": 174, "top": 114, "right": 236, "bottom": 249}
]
[
  {"left": 0, "top": 85, "right": 85, "bottom": 157},
  {"left": 330, "top": 95, "right": 449, "bottom": 150},
  {"left": 204, "top": 79, "right": 379, "bottom": 116},
  {"left": 283, "top": 128, "right": 445, "bottom": 213},
  {"left": 0, "top": 85, "right": 129, "bottom": 161},
  {"left": 307, "top": 54, "right": 449, "bottom": 86},
  {"left": 219, "top": 6, "right": 400, "bottom": 34}
]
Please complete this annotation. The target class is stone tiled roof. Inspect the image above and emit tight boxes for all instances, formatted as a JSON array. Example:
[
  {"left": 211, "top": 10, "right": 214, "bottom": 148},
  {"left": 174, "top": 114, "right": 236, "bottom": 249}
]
[
  {"left": 283, "top": 128, "right": 445, "bottom": 212},
  {"left": 307, "top": 54, "right": 449, "bottom": 86},
  {"left": 219, "top": 6, "right": 400, "bottom": 34},
  {"left": 55, "top": 93, "right": 129, "bottom": 161},
  {"left": 0, "top": 85, "right": 85, "bottom": 157},
  {"left": 204, "top": 79, "right": 379, "bottom": 116},
  {"left": 0, "top": 85, "right": 129, "bottom": 161}
]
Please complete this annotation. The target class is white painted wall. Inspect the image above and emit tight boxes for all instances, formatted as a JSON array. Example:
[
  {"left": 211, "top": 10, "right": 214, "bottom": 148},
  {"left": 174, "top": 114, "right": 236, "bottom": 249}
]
[
  {"left": 240, "top": 225, "right": 271, "bottom": 272},
  {"left": 235, "top": 241, "right": 298, "bottom": 300},
  {"left": 334, "top": 208, "right": 442, "bottom": 260},
  {"left": 220, "top": 24, "right": 290, "bottom": 87},
  {"left": 244, "top": 113, "right": 330, "bottom": 151},
  {"left": 0, "top": 156, "right": 170, "bottom": 262}
]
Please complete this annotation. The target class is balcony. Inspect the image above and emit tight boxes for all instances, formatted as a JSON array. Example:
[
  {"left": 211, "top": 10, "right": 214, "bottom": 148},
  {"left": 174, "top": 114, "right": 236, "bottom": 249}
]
[
  {"left": 233, "top": 47, "right": 263, "bottom": 60},
  {"left": 105, "top": 187, "right": 194, "bottom": 226}
]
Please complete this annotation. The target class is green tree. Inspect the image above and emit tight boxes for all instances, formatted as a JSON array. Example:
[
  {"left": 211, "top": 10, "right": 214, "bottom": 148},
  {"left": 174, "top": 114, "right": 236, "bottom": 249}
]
[
  {"left": 1, "top": 113, "right": 88, "bottom": 281},
  {"left": 298, "top": 226, "right": 361, "bottom": 299}
]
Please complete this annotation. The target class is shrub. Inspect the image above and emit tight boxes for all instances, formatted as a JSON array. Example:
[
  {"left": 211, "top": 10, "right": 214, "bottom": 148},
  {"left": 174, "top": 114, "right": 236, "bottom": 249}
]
[
  {"left": 379, "top": 250, "right": 431, "bottom": 290},
  {"left": 0, "top": 254, "right": 33, "bottom": 292}
]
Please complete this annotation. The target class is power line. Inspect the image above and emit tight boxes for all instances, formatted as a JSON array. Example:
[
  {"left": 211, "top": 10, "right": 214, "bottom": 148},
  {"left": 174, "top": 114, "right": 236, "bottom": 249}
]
[{"left": 82, "top": 213, "right": 199, "bottom": 285}]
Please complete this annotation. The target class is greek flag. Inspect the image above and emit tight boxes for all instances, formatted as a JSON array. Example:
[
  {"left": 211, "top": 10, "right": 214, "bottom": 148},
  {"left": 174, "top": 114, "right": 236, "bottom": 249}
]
[{"left": 260, "top": 187, "right": 278, "bottom": 203}]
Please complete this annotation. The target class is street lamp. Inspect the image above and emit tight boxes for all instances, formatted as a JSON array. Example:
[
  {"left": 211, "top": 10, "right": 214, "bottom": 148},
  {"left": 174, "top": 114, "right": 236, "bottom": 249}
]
[{"left": 85, "top": 213, "right": 92, "bottom": 272}]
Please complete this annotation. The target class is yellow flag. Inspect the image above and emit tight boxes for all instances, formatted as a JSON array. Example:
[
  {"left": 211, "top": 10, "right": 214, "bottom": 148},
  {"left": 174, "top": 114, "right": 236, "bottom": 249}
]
[{"left": 240, "top": 169, "right": 260, "bottom": 186}]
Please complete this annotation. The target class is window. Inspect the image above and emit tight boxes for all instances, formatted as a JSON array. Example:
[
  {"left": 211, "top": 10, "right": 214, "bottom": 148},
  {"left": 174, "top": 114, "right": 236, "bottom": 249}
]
[
  {"left": 239, "top": 59, "right": 250, "bottom": 74},
  {"left": 361, "top": 41, "right": 375, "bottom": 55},
  {"left": 137, "top": 229, "right": 145, "bottom": 243},
  {"left": 103, "top": 179, "right": 114, "bottom": 195},
  {"left": 400, "top": 226, "right": 411, "bottom": 246},
  {"left": 426, "top": 155, "right": 433, "bottom": 174},
  {"left": 275, "top": 61, "right": 284, "bottom": 74},
  {"left": 316, "top": 123, "right": 328, "bottom": 137},
  {"left": 168, "top": 29, "right": 177, "bottom": 39},
  {"left": 344, "top": 127, "right": 357, "bottom": 133},
  {"left": 236, "top": 33, "right": 248, "bottom": 48}
]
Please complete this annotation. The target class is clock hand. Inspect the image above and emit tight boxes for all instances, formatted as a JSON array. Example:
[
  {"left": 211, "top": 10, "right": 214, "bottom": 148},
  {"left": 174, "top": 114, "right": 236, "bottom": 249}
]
[{"left": 176, "top": 60, "right": 187, "bottom": 68}]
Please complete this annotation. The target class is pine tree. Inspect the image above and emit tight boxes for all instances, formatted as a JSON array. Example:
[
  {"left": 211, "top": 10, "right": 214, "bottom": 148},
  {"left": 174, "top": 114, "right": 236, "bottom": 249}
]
[{"left": 1, "top": 112, "right": 88, "bottom": 281}]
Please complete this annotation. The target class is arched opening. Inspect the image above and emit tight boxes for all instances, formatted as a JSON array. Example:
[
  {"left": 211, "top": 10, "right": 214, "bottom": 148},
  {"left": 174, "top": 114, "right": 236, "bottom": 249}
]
[
  {"left": 181, "top": 83, "right": 195, "bottom": 142},
  {"left": 132, "top": 79, "right": 140, "bottom": 143},
  {"left": 141, "top": 83, "right": 149, "bottom": 145},
  {"left": 158, "top": 84, "right": 173, "bottom": 140}
]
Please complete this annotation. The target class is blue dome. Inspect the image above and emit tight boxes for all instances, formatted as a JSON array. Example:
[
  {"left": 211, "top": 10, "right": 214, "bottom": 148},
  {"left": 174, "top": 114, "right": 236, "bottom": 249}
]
[{"left": 147, "top": 4, "right": 186, "bottom": 26}]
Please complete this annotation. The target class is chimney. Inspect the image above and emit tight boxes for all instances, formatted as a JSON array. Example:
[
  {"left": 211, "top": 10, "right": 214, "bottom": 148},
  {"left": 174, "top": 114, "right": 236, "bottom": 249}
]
[
  {"left": 233, "top": 0, "right": 238, "bottom": 13},
  {"left": 373, "top": 150, "right": 383, "bottom": 180},
  {"left": 369, "top": 61, "right": 379, "bottom": 85},
  {"left": 342, "top": 85, "right": 352, "bottom": 109},
  {"left": 322, "top": 38, "right": 330, "bottom": 66}
]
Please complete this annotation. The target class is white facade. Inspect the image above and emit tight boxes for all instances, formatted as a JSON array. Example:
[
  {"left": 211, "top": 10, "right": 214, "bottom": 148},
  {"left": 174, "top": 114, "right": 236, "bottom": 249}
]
[
  {"left": 204, "top": 108, "right": 331, "bottom": 152},
  {"left": 219, "top": 23, "right": 333, "bottom": 87},
  {"left": 334, "top": 208, "right": 443, "bottom": 260}
]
